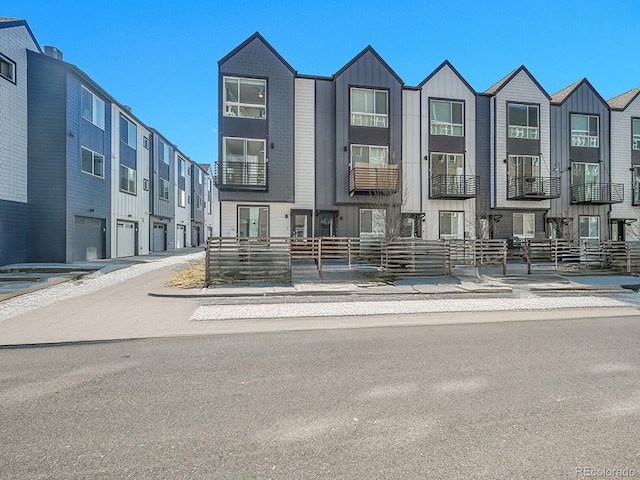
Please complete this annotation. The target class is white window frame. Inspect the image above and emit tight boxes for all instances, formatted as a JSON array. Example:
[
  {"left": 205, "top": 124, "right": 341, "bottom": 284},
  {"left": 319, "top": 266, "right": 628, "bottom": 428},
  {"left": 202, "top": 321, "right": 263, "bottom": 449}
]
[
  {"left": 159, "top": 178, "right": 169, "bottom": 201},
  {"left": 119, "top": 164, "right": 136, "bottom": 194},
  {"left": 223, "top": 76, "right": 266, "bottom": 119},
  {"left": 158, "top": 139, "right": 170, "bottom": 165},
  {"left": 359, "top": 208, "right": 386, "bottom": 238},
  {"left": 571, "top": 114, "right": 599, "bottom": 148},
  {"left": 120, "top": 115, "right": 137, "bottom": 149},
  {"left": 579, "top": 216, "right": 600, "bottom": 241},
  {"left": 350, "top": 145, "right": 389, "bottom": 167},
  {"left": 508, "top": 103, "right": 539, "bottom": 139},
  {"left": 633, "top": 119, "right": 640, "bottom": 151},
  {"left": 81, "top": 86, "right": 105, "bottom": 130},
  {"left": 439, "top": 211, "right": 465, "bottom": 240},
  {"left": 430, "top": 100, "right": 464, "bottom": 137},
  {"left": 80, "top": 146, "right": 105, "bottom": 178},
  {"left": 0, "top": 53, "right": 16, "bottom": 83},
  {"left": 513, "top": 212, "right": 535, "bottom": 239},
  {"left": 350, "top": 88, "right": 388, "bottom": 128},
  {"left": 178, "top": 188, "right": 186, "bottom": 207},
  {"left": 237, "top": 206, "right": 269, "bottom": 238},
  {"left": 197, "top": 195, "right": 203, "bottom": 210},
  {"left": 178, "top": 157, "right": 186, "bottom": 178}
]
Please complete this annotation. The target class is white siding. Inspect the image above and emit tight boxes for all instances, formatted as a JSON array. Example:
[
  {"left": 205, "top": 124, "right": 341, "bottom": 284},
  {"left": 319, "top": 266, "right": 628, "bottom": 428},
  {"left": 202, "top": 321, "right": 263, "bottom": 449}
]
[
  {"left": 421, "top": 63, "right": 477, "bottom": 239},
  {"left": 494, "top": 70, "right": 551, "bottom": 210},
  {"left": 294, "top": 78, "right": 315, "bottom": 211},
  {"left": 402, "top": 89, "right": 421, "bottom": 214},
  {"left": 0, "top": 24, "right": 39, "bottom": 204},
  {"left": 174, "top": 154, "right": 191, "bottom": 247},
  {"left": 110, "top": 105, "right": 151, "bottom": 257}
]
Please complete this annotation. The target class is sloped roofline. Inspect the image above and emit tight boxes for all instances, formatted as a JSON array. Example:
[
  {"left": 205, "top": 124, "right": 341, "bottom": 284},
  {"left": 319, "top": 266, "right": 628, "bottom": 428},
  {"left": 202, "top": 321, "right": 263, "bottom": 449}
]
[
  {"left": 608, "top": 87, "right": 640, "bottom": 111},
  {"left": 551, "top": 78, "right": 609, "bottom": 108},
  {"left": 333, "top": 45, "right": 404, "bottom": 85},
  {"left": 0, "top": 18, "right": 43, "bottom": 53},
  {"left": 417, "top": 59, "right": 475, "bottom": 93},
  {"left": 485, "top": 65, "right": 550, "bottom": 100},
  {"left": 218, "top": 32, "right": 296, "bottom": 74}
]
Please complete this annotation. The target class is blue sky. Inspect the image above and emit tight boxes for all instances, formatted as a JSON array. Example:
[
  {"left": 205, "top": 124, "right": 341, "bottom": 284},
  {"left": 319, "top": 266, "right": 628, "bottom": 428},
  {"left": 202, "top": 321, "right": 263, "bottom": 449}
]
[{"left": 4, "top": 0, "right": 640, "bottom": 168}]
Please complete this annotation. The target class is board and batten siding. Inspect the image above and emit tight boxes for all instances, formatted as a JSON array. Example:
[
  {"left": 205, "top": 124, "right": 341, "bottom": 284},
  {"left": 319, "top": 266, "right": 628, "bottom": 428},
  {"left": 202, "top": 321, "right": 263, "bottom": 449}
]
[
  {"left": 294, "top": 77, "right": 315, "bottom": 212},
  {"left": 421, "top": 63, "right": 477, "bottom": 240},
  {"left": 314, "top": 79, "right": 336, "bottom": 211},
  {"left": 174, "top": 155, "right": 192, "bottom": 248},
  {"left": 402, "top": 89, "right": 421, "bottom": 215}
]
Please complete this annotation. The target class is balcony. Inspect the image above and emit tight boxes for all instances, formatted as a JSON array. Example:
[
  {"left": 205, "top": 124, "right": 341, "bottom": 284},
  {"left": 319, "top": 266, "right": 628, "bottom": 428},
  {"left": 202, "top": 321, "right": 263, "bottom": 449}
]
[
  {"left": 215, "top": 160, "right": 267, "bottom": 191},
  {"left": 633, "top": 188, "right": 640, "bottom": 206},
  {"left": 429, "top": 174, "right": 478, "bottom": 199},
  {"left": 571, "top": 183, "right": 624, "bottom": 204},
  {"left": 507, "top": 176, "right": 560, "bottom": 200},
  {"left": 349, "top": 163, "right": 399, "bottom": 195}
]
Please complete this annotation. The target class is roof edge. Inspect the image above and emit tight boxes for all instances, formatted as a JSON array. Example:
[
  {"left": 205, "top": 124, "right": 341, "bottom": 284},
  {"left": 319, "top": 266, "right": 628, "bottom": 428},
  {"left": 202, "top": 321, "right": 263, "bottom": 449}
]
[{"left": 218, "top": 32, "right": 296, "bottom": 75}]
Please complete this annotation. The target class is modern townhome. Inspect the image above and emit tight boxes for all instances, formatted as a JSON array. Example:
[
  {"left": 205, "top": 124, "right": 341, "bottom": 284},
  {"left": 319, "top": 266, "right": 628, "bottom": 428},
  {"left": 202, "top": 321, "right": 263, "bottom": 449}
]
[
  {"left": 549, "top": 79, "right": 621, "bottom": 241},
  {"left": 416, "top": 60, "right": 478, "bottom": 240},
  {"left": 608, "top": 87, "right": 640, "bottom": 241},
  {"left": 0, "top": 18, "right": 41, "bottom": 265},
  {"left": 481, "top": 66, "right": 555, "bottom": 242},
  {"left": 191, "top": 162, "right": 206, "bottom": 245},
  {"left": 149, "top": 129, "right": 176, "bottom": 252},
  {"left": 174, "top": 150, "right": 191, "bottom": 248}
]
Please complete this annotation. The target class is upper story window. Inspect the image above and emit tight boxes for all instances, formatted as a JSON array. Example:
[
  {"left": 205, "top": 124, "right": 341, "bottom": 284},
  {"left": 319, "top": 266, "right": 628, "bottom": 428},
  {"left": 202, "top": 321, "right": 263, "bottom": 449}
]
[
  {"left": 178, "top": 157, "right": 186, "bottom": 177},
  {"left": 198, "top": 169, "right": 203, "bottom": 184},
  {"left": 159, "top": 178, "right": 170, "bottom": 201},
  {"left": 81, "top": 86, "right": 105, "bottom": 129},
  {"left": 430, "top": 100, "right": 463, "bottom": 136},
  {"left": 120, "top": 165, "right": 136, "bottom": 194},
  {"left": 351, "top": 88, "right": 388, "bottom": 128},
  {"left": 81, "top": 146, "right": 105, "bottom": 178},
  {"left": 508, "top": 104, "right": 539, "bottom": 139},
  {"left": 431, "top": 153, "right": 464, "bottom": 177},
  {"left": 571, "top": 114, "right": 599, "bottom": 148},
  {"left": 178, "top": 188, "right": 186, "bottom": 207},
  {"left": 351, "top": 145, "right": 388, "bottom": 166},
  {"left": 120, "top": 115, "right": 137, "bottom": 149},
  {"left": 224, "top": 76, "right": 266, "bottom": 119},
  {"left": 158, "top": 139, "right": 170, "bottom": 164},
  {"left": 0, "top": 53, "right": 16, "bottom": 83},
  {"left": 633, "top": 119, "right": 640, "bottom": 150}
]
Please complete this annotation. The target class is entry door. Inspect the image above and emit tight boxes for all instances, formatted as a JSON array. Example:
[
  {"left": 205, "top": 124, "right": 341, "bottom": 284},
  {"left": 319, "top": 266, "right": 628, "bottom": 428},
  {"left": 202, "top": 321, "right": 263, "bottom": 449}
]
[
  {"left": 612, "top": 221, "right": 625, "bottom": 241},
  {"left": 117, "top": 221, "right": 136, "bottom": 257},
  {"left": 153, "top": 223, "right": 166, "bottom": 251},
  {"left": 176, "top": 225, "right": 185, "bottom": 248},
  {"left": 318, "top": 213, "right": 335, "bottom": 237},
  {"left": 290, "top": 210, "right": 312, "bottom": 238}
]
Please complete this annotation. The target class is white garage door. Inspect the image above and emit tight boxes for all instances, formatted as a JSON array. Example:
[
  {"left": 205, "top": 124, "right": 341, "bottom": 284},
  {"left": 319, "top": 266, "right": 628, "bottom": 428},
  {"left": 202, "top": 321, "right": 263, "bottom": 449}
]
[
  {"left": 117, "top": 221, "right": 136, "bottom": 257},
  {"left": 176, "top": 224, "right": 185, "bottom": 248}
]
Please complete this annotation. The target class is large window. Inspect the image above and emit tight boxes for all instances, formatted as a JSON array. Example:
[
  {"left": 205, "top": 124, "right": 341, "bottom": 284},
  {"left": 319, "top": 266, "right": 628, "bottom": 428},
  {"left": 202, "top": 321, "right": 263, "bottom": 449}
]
[
  {"left": 0, "top": 53, "right": 16, "bottom": 83},
  {"left": 439, "top": 211, "right": 465, "bottom": 240},
  {"left": 359, "top": 209, "right": 386, "bottom": 238},
  {"left": 571, "top": 114, "right": 599, "bottom": 148},
  {"left": 158, "top": 140, "right": 170, "bottom": 164},
  {"left": 572, "top": 162, "right": 599, "bottom": 185},
  {"left": 633, "top": 119, "right": 640, "bottom": 150},
  {"left": 119, "top": 165, "right": 136, "bottom": 194},
  {"left": 430, "top": 100, "right": 463, "bottom": 136},
  {"left": 351, "top": 145, "right": 388, "bottom": 166},
  {"left": 431, "top": 153, "right": 464, "bottom": 176},
  {"left": 238, "top": 206, "right": 269, "bottom": 238},
  {"left": 579, "top": 216, "right": 599, "bottom": 240},
  {"left": 513, "top": 213, "right": 535, "bottom": 239},
  {"left": 508, "top": 155, "right": 540, "bottom": 178},
  {"left": 80, "top": 147, "right": 104, "bottom": 178},
  {"left": 178, "top": 157, "right": 186, "bottom": 177},
  {"left": 351, "top": 88, "right": 388, "bottom": 128},
  {"left": 633, "top": 167, "right": 640, "bottom": 205},
  {"left": 224, "top": 77, "right": 266, "bottom": 119},
  {"left": 81, "top": 86, "right": 105, "bottom": 129},
  {"left": 178, "top": 188, "right": 186, "bottom": 207},
  {"left": 508, "top": 104, "right": 539, "bottom": 139},
  {"left": 120, "top": 115, "right": 136, "bottom": 149},
  {"left": 159, "top": 178, "right": 169, "bottom": 201},
  {"left": 223, "top": 137, "right": 266, "bottom": 186}
]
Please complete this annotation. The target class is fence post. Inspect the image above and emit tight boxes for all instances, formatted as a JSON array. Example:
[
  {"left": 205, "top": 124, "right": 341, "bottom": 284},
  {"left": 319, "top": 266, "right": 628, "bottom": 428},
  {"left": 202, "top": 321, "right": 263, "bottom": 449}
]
[
  {"left": 502, "top": 241, "right": 507, "bottom": 276},
  {"left": 627, "top": 241, "right": 631, "bottom": 273},
  {"left": 348, "top": 238, "right": 352, "bottom": 270},
  {"left": 318, "top": 237, "right": 322, "bottom": 273},
  {"left": 205, "top": 239, "right": 210, "bottom": 286}
]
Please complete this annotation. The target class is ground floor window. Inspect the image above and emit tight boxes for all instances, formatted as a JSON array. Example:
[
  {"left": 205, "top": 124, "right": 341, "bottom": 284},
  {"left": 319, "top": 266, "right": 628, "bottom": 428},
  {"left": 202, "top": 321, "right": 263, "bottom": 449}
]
[
  {"left": 439, "top": 211, "right": 464, "bottom": 240},
  {"left": 360, "top": 208, "right": 386, "bottom": 238},
  {"left": 513, "top": 212, "right": 535, "bottom": 239},
  {"left": 238, "top": 206, "right": 269, "bottom": 238},
  {"left": 579, "top": 216, "right": 599, "bottom": 240}
]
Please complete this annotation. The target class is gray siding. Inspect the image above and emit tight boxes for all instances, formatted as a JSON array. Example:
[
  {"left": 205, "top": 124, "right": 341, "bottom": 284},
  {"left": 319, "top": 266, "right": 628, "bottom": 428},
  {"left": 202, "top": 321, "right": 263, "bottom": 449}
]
[
  {"left": 476, "top": 95, "right": 492, "bottom": 212},
  {"left": 26, "top": 51, "right": 67, "bottom": 262},
  {"left": 0, "top": 199, "right": 27, "bottom": 265},
  {"left": 491, "top": 210, "right": 546, "bottom": 240},
  {"left": 219, "top": 37, "right": 295, "bottom": 202},
  {"left": 315, "top": 79, "right": 335, "bottom": 211},
  {"left": 191, "top": 166, "right": 205, "bottom": 224},
  {"left": 151, "top": 133, "right": 175, "bottom": 218}
]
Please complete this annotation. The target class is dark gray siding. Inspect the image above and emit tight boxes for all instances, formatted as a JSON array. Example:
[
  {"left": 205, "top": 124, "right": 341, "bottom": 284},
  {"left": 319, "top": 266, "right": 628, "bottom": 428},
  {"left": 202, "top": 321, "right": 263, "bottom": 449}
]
[
  {"left": 219, "top": 37, "right": 295, "bottom": 202},
  {"left": 0, "top": 200, "right": 27, "bottom": 265},
  {"left": 476, "top": 95, "right": 492, "bottom": 211},
  {"left": 151, "top": 133, "right": 175, "bottom": 218},
  {"left": 490, "top": 210, "right": 547, "bottom": 240},
  {"left": 315, "top": 79, "right": 336, "bottom": 211},
  {"left": 27, "top": 51, "right": 67, "bottom": 262},
  {"left": 191, "top": 166, "right": 205, "bottom": 224},
  {"left": 66, "top": 73, "right": 112, "bottom": 261}
]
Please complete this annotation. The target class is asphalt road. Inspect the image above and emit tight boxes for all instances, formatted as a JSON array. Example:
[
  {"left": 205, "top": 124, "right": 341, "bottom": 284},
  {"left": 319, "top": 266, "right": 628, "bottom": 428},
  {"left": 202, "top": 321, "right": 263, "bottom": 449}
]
[{"left": 2, "top": 317, "right": 640, "bottom": 479}]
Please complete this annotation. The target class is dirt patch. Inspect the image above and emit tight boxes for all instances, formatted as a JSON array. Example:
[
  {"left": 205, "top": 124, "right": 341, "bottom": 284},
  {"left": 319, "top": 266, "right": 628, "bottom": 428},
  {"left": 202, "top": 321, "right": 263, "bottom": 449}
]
[{"left": 165, "top": 259, "right": 206, "bottom": 289}]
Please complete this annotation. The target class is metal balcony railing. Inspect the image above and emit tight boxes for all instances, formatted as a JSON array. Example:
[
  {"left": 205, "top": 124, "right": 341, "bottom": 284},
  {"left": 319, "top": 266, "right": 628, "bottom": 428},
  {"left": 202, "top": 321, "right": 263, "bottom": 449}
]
[
  {"left": 429, "top": 175, "right": 478, "bottom": 199},
  {"left": 349, "top": 164, "right": 399, "bottom": 195},
  {"left": 571, "top": 183, "right": 624, "bottom": 204},
  {"left": 507, "top": 176, "right": 560, "bottom": 200},
  {"left": 633, "top": 188, "right": 640, "bottom": 206},
  {"left": 215, "top": 160, "right": 268, "bottom": 191}
]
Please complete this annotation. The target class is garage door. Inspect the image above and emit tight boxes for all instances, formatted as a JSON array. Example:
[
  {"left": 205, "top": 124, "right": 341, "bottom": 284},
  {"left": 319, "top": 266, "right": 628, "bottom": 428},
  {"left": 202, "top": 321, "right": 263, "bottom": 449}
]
[
  {"left": 74, "top": 216, "right": 106, "bottom": 261},
  {"left": 117, "top": 221, "right": 136, "bottom": 257},
  {"left": 176, "top": 224, "right": 185, "bottom": 249},
  {"left": 153, "top": 223, "right": 166, "bottom": 252}
]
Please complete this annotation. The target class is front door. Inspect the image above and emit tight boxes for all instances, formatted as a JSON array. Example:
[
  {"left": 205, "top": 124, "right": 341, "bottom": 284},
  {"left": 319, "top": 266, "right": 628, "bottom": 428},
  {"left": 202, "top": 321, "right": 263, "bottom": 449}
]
[
  {"left": 317, "top": 212, "right": 336, "bottom": 237},
  {"left": 612, "top": 221, "right": 625, "bottom": 241},
  {"left": 290, "top": 209, "right": 312, "bottom": 238}
]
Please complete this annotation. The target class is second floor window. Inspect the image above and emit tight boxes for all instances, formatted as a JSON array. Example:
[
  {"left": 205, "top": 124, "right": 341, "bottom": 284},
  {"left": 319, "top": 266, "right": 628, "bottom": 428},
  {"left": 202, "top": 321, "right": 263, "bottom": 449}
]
[
  {"left": 178, "top": 188, "right": 186, "bottom": 207},
  {"left": 508, "top": 104, "right": 539, "bottom": 139},
  {"left": 120, "top": 115, "right": 137, "bottom": 149},
  {"left": 81, "top": 86, "right": 105, "bottom": 129},
  {"left": 224, "top": 77, "right": 266, "bottom": 119},
  {"left": 571, "top": 114, "right": 599, "bottom": 148},
  {"left": 351, "top": 88, "right": 388, "bottom": 128},
  {"left": 508, "top": 155, "right": 539, "bottom": 179},
  {"left": 351, "top": 145, "right": 388, "bottom": 166},
  {"left": 0, "top": 54, "right": 16, "bottom": 83},
  {"left": 431, "top": 153, "right": 463, "bottom": 177},
  {"left": 633, "top": 119, "right": 640, "bottom": 150},
  {"left": 223, "top": 137, "right": 266, "bottom": 186},
  {"left": 159, "top": 178, "right": 169, "bottom": 201},
  {"left": 80, "top": 147, "right": 104, "bottom": 178},
  {"left": 430, "top": 100, "right": 463, "bottom": 137},
  {"left": 572, "top": 162, "right": 599, "bottom": 185},
  {"left": 120, "top": 165, "right": 136, "bottom": 194}
]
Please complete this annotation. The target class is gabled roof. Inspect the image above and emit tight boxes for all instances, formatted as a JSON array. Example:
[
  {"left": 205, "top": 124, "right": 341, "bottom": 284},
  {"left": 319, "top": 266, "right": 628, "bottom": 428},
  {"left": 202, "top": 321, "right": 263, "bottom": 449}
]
[
  {"left": 418, "top": 60, "right": 475, "bottom": 93},
  {"left": 484, "top": 65, "right": 550, "bottom": 99},
  {"left": 550, "top": 78, "right": 609, "bottom": 107},
  {"left": 334, "top": 45, "right": 404, "bottom": 85},
  {"left": 608, "top": 87, "right": 640, "bottom": 111},
  {"left": 218, "top": 32, "right": 296, "bottom": 75},
  {"left": 199, "top": 163, "right": 212, "bottom": 174},
  {"left": 0, "top": 17, "right": 42, "bottom": 53}
]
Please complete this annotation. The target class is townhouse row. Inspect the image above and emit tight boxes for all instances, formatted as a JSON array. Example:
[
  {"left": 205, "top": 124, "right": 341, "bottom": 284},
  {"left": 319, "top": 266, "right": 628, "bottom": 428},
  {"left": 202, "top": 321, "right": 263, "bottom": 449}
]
[
  {"left": 216, "top": 33, "right": 640, "bottom": 244},
  {"left": 0, "top": 19, "right": 216, "bottom": 267}
]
